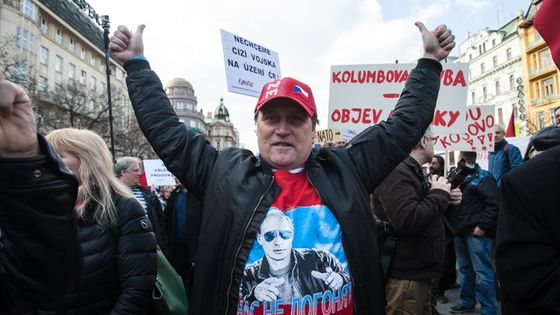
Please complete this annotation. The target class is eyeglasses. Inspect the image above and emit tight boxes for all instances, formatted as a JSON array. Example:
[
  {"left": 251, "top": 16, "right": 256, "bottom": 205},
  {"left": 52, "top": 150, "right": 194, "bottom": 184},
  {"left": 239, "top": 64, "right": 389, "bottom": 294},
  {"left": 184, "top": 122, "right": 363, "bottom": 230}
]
[
  {"left": 424, "top": 136, "right": 437, "bottom": 145},
  {"left": 263, "top": 230, "right": 293, "bottom": 242}
]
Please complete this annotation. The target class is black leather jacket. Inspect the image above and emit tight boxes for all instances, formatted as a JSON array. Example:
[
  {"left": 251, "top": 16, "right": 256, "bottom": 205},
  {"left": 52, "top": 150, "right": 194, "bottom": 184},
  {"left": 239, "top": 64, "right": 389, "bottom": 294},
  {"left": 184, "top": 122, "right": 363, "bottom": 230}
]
[
  {"left": 124, "top": 58, "right": 442, "bottom": 315},
  {"left": 0, "top": 136, "right": 82, "bottom": 314}
]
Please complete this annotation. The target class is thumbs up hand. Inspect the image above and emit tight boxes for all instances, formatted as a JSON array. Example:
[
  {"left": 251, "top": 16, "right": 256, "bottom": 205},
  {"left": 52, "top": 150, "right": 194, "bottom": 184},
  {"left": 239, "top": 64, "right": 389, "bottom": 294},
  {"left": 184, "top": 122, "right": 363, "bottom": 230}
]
[
  {"left": 109, "top": 24, "right": 146, "bottom": 62},
  {"left": 415, "top": 22, "right": 455, "bottom": 61}
]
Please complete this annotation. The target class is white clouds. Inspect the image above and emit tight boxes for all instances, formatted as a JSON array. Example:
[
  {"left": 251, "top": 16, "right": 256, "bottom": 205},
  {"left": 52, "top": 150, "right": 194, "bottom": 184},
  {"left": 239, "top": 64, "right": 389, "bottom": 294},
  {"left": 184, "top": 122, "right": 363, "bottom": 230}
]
[
  {"left": 88, "top": 0, "right": 456, "bottom": 152},
  {"left": 454, "top": 0, "right": 492, "bottom": 14}
]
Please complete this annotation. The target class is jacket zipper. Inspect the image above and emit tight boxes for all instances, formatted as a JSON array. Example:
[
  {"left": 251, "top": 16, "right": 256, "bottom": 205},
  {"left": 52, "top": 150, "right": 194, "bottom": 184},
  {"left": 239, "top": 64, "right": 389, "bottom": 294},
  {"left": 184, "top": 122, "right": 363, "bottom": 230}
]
[
  {"left": 307, "top": 173, "right": 358, "bottom": 314},
  {"left": 224, "top": 177, "right": 274, "bottom": 315}
]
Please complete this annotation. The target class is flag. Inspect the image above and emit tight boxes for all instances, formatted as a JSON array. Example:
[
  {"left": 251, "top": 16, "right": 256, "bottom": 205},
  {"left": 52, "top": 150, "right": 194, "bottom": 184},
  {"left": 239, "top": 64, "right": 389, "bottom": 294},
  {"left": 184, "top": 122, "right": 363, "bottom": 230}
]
[
  {"left": 505, "top": 111, "right": 516, "bottom": 137},
  {"left": 534, "top": 0, "right": 560, "bottom": 69}
]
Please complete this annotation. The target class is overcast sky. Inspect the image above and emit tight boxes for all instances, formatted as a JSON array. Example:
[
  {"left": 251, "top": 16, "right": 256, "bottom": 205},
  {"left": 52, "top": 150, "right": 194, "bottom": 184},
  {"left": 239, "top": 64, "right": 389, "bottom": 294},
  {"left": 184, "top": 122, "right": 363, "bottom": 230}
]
[{"left": 87, "top": 0, "right": 529, "bottom": 152}]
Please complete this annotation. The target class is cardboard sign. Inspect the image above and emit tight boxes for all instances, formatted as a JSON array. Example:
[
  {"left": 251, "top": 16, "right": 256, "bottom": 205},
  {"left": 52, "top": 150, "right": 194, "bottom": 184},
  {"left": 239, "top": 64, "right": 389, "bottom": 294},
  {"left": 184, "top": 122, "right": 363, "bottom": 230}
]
[
  {"left": 221, "top": 29, "right": 281, "bottom": 97},
  {"left": 435, "top": 105, "right": 495, "bottom": 152},
  {"left": 328, "top": 63, "right": 468, "bottom": 136},
  {"left": 143, "top": 159, "right": 175, "bottom": 187},
  {"left": 314, "top": 128, "right": 342, "bottom": 145}
]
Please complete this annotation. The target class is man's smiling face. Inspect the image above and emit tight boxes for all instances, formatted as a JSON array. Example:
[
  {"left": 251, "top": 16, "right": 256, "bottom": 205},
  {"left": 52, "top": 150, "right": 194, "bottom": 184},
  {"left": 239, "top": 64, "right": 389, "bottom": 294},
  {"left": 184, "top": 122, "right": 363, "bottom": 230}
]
[{"left": 256, "top": 99, "right": 315, "bottom": 170}]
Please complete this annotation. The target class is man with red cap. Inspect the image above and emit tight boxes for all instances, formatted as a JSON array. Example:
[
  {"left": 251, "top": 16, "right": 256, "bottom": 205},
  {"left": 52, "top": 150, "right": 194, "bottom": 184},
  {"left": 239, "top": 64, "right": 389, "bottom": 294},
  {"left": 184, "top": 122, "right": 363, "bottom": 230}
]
[{"left": 110, "top": 21, "right": 455, "bottom": 315}]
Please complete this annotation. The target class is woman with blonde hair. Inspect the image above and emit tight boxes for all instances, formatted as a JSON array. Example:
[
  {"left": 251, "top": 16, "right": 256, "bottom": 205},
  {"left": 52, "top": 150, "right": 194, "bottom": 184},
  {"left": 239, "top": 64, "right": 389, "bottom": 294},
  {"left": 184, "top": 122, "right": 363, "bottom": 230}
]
[{"left": 43, "top": 128, "right": 157, "bottom": 315}]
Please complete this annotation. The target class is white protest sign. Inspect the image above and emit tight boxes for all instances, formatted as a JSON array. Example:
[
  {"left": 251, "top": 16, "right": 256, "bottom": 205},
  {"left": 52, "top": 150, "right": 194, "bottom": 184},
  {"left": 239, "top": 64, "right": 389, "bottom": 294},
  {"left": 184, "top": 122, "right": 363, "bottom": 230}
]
[
  {"left": 435, "top": 105, "right": 495, "bottom": 152},
  {"left": 143, "top": 159, "right": 175, "bottom": 187},
  {"left": 328, "top": 63, "right": 468, "bottom": 136},
  {"left": 221, "top": 29, "right": 281, "bottom": 97}
]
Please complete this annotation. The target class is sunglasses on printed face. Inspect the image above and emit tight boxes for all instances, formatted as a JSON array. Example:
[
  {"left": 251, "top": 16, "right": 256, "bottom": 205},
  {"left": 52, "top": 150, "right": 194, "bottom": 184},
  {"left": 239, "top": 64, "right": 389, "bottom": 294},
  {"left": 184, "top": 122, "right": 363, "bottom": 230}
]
[{"left": 263, "top": 230, "right": 293, "bottom": 242}]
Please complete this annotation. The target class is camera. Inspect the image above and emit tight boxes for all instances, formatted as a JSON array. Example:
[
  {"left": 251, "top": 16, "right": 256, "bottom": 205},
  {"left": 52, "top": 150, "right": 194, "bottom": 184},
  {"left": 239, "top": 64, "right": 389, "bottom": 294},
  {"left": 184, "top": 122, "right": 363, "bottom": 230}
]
[{"left": 446, "top": 158, "right": 476, "bottom": 189}]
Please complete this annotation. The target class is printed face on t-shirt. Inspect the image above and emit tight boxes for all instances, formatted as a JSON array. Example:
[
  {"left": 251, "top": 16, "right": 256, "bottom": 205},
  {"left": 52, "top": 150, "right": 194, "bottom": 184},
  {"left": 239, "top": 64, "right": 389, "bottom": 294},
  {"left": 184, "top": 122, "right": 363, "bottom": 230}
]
[{"left": 257, "top": 211, "right": 294, "bottom": 265}]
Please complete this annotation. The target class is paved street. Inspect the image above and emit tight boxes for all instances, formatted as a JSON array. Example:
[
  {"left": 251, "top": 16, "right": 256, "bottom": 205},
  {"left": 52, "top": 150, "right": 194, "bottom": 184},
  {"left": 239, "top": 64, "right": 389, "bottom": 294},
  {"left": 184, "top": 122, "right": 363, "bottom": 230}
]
[{"left": 436, "top": 287, "right": 502, "bottom": 315}]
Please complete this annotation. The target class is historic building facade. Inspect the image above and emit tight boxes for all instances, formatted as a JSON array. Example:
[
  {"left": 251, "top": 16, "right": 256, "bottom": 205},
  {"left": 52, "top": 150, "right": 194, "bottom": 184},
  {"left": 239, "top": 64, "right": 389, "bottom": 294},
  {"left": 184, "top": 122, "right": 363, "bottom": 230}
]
[
  {"left": 205, "top": 97, "right": 239, "bottom": 150},
  {"left": 457, "top": 17, "right": 526, "bottom": 135},
  {"left": 518, "top": 0, "right": 560, "bottom": 133},
  {"left": 165, "top": 77, "right": 206, "bottom": 133},
  {"left": 0, "top": 0, "right": 131, "bottom": 135}
]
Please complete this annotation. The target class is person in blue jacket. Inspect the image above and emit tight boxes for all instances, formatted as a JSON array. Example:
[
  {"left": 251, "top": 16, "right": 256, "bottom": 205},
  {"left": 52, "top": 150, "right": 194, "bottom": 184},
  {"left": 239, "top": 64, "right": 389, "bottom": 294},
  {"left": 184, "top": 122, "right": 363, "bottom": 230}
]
[{"left": 488, "top": 125, "right": 522, "bottom": 186}]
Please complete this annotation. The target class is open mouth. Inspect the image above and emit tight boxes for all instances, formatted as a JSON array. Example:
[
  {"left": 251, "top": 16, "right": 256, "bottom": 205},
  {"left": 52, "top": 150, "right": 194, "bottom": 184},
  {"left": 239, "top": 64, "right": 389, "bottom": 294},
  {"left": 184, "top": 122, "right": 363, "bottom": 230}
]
[{"left": 273, "top": 142, "right": 292, "bottom": 147}]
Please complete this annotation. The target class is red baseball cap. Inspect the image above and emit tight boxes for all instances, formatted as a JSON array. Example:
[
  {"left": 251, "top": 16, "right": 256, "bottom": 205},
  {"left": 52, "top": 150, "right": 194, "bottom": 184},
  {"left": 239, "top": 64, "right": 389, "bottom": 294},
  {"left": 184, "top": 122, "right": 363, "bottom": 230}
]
[{"left": 254, "top": 77, "right": 317, "bottom": 117}]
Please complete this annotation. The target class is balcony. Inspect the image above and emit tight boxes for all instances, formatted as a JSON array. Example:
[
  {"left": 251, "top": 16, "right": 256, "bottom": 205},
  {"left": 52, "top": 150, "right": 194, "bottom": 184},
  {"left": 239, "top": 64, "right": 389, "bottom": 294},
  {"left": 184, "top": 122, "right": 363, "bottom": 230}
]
[
  {"left": 529, "top": 64, "right": 558, "bottom": 79},
  {"left": 531, "top": 94, "right": 560, "bottom": 106},
  {"left": 526, "top": 38, "right": 546, "bottom": 52}
]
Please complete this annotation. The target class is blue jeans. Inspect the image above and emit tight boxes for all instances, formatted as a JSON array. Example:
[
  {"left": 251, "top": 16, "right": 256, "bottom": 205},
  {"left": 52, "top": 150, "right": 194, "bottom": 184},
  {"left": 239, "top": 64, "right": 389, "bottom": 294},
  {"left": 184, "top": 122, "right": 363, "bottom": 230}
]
[{"left": 455, "top": 234, "right": 497, "bottom": 315}]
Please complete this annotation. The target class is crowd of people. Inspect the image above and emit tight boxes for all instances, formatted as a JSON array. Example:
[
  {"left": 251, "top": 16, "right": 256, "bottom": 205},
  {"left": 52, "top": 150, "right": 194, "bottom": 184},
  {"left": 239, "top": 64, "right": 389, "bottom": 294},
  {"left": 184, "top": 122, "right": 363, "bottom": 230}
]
[{"left": 1, "top": 15, "right": 559, "bottom": 315}]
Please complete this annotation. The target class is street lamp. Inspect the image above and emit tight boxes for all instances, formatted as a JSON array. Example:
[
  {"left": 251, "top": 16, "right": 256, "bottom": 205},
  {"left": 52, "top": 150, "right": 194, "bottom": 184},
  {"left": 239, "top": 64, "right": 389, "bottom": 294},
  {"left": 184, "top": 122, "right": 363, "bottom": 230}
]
[
  {"left": 71, "top": 1, "right": 116, "bottom": 161},
  {"left": 101, "top": 15, "right": 116, "bottom": 161}
]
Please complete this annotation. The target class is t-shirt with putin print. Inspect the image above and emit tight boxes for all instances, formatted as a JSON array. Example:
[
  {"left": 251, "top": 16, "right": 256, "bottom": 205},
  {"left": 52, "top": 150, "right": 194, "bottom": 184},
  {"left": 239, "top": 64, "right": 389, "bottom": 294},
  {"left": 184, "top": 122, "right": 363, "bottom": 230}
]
[{"left": 237, "top": 168, "right": 353, "bottom": 315}]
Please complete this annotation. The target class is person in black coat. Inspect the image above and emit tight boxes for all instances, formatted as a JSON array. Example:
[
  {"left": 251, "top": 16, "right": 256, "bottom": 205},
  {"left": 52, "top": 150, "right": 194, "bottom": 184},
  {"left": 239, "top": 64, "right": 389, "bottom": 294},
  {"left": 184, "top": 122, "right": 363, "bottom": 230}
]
[
  {"left": 495, "top": 129, "right": 560, "bottom": 314},
  {"left": 44, "top": 128, "right": 157, "bottom": 315},
  {"left": 0, "top": 73, "right": 82, "bottom": 314},
  {"left": 164, "top": 180, "right": 202, "bottom": 290}
]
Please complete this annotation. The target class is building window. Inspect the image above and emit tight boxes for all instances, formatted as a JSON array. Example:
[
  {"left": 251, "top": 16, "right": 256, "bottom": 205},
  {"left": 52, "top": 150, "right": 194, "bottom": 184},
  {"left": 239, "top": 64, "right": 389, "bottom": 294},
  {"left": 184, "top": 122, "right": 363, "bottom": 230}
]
[
  {"left": 483, "top": 42, "right": 486, "bottom": 52},
  {"left": 40, "top": 18, "right": 48, "bottom": 34},
  {"left": 483, "top": 86, "right": 488, "bottom": 101},
  {"left": 493, "top": 55, "right": 498, "bottom": 67},
  {"left": 506, "top": 48, "right": 512, "bottom": 61},
  {"left": 29, "top": 34, "right": 34, "bottom": 52},
  {"left": 509, "top": 74, "right": 515, "bottom": 90},
  {"left": 539, "top": 49, "right": 552, "bottom": 68},
  {"left": 492, "top": 39, "right": 496, "bottom": 46},
  {"left": 498, "top": 108, "right": 504, "bottom": 126},
  {"left": 480, "top": 63, "right": 485, "bottom": 74},
  {"left": 38, "top": 76, "right": 47, "bottom": 92},
  {"left": 469, "top": 54, "right": 472, "bottom": 61},
  {"left": 90, "top": 55, "right": 96, "bottom": 66},
  {"left": 537, "top": 111, "right": 545, "bottom": 129},
  {"left": 187, "top": 103, "right": 193, "bottom": 111},
  {"left": 55, "top": 55, "right": 63, "bottom": 73},
  {"left": 550, "top": 109, "right": 557, "bottom": 126},
  {"left": 69, "top": 38, "right": 75, "bottom": 52},
  {"left": 20, "top": 0, "right": 36, "bottom": 20},
  {"left": 80, "top": 70, "right": 87, "bottom": 85},
  {"left": 40, "top": 46, "right": 48, "bottom": 65},
  {"left": 471, "top": 91, "right": 476, "bottom": 104},
  {"left": 80, "top": 46, "right": 85, "bottom": 60},
  {"left": 535, "top": 82, "right": 541, "bottom": 98},
  {"left": 14, "top": 63, "right": 27, "bottom": 81},
  {"left": 543, "top": 77, "right": 554, "bottom": 96},
  {"left": 69, "top": 63, "right": 76, "bottom": 79},
  {"left": 56, "top": 29, "right": 63, "bottom": 44},
  {"left": 176, "top": 101, "right": 185, "bottom": 110},
  {"left": 495, "top": 80, "right": 501, "bottom": 95},
  {"left": 190, "top": 120, "right": 196, "bottom": 128},
  {"left": 16, "top": 27, "right": 21, "bottom": 47},
  {"left": 90, "top": 76, "right": 96, "bottom": 91}
]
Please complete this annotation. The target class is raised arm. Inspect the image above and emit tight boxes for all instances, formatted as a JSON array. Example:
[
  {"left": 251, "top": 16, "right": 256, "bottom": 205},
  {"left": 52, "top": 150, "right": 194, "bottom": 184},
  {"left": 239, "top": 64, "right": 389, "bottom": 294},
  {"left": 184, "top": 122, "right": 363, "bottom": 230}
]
[
  {"left": 348, "top": 22, "right": 455, "bottom": 192},
  {"left": 0, "top": 73, "right": 82, "bottom": 313},
  {"left": 109, "top": 25, "right": 218, "bottom": 200}
]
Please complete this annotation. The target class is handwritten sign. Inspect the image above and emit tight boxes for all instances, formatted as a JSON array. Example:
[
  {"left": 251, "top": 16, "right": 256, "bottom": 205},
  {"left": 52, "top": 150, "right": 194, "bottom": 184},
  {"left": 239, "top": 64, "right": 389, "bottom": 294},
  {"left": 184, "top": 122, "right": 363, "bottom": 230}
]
[
  {"left": 328, "top": 63, "right": 468, "bottom": 136},
  {"left": 143, "top": 159, "right": 175, "bottom": 187},
  {"left": 314, "top": 128, "right": 342, "bottom": 145},
  {"left": 221, "top": 29, "right": 281, "bottom": 97},
  {"left": 435, "top": 105, "right": 495, "bottom": 152}
]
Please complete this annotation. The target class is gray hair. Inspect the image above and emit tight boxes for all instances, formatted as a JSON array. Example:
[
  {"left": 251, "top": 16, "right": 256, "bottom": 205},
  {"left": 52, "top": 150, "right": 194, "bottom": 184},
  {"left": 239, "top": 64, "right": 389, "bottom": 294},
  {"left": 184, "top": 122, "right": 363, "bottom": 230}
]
[
  {"left": 115, "top": 156, "right": 141, "bottom": 178},
  {"left": 414, "top": 126, "right": 433, "bottom": 149}
]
